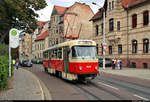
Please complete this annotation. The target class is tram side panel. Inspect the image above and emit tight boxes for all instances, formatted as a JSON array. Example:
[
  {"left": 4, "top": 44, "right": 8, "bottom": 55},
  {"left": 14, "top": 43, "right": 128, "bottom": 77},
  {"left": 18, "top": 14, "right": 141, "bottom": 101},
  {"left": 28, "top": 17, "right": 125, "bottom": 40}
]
[
  {"left": 51, "top": 59, "right": 63, "bottom": 72},
  {"left": 69, "top": 62, "right": 98, "bottom": 74},
  {"left": 43, "top": 59, "right": 49, "bottom": 68}
]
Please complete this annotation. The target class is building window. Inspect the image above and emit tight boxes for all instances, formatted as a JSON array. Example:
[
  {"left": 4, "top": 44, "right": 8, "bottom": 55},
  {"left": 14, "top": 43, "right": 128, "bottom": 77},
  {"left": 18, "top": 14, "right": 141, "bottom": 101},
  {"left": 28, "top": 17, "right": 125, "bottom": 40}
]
[
  {"left": 132, "top": 14, "right": 137, "bottom": 28},
  {"left": 143, "top": 63, "right": 148, "bottom": 69},
  {"left": 56, "top": 38, "right": 58, "bottom": 44},
  {"left": 131, "top": 62, "right": 136, "bottom": 68},
  {"left": 109, "top": 2, "right": 111, "bottom": 10},
  {"left": 118, "top": 44, "right": 122, "bottom": 54},
  {"left": 109, "top": 18, "right": 114, "bottom": 31},
  {"left": 112, "top": 0, "right": 114, "bottom": 9},
  {"left": 143, "top": 39, "right": 149, "bottom": 53},
  {"left": 101, "top": 23, "right": 104, "bottom": 35},
  {"left": 96, "top": 25, "right": 99, "bottom": 36},
  {"left": 101, "top": 45, "right": 103, "bottom": 55},
  {"left": 117, "top": 21, "right": 120, "bottom": 30},
  {"left": 109, "top": 45, "right": 112, "bottom": 54},
  {"left": 132, "top": 40, "right": 138, "bottom": 53},
  {"left": 96, "top": 44, "right": 98, "bottom": 55},
  {"left": 143, "top": 11, "right": 149, "bottom": 26}
]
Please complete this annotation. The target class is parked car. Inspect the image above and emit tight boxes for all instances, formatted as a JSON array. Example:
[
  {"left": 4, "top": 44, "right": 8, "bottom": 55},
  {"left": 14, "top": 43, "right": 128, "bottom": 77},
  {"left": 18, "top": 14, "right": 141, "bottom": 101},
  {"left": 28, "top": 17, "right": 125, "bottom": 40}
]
[
  {"left": 31, "top": 59, "right": 37, "bottom": 64},
  {"left": 98, "top": 58, "right": 112, "bottom": 67},
  {"left": 19, "top": 59, "right": 25, "bottom": 66},
  {"left": 36, "top": 58, "right": 43, "bottom": 64},
  {"left": 22, "top": 60, "right": 32, "bottom": 67}
]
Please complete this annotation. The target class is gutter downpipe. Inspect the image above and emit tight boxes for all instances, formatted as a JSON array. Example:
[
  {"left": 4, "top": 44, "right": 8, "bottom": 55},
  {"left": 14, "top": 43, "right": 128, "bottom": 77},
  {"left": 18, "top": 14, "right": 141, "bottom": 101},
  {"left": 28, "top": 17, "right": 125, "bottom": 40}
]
[{"left": 126, "top": 7, "right": 130, "bottom": 67}]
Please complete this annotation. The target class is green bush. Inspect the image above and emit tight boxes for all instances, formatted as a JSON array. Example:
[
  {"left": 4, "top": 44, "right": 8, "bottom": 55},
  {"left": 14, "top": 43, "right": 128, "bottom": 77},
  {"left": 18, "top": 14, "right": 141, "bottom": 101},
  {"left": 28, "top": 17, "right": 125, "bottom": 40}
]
[
  {"left": 0, "top": 56, "right": 13, "bottom": 89},
  {"left": 0, "top": 44, "right": 9, "bottom": 56}
]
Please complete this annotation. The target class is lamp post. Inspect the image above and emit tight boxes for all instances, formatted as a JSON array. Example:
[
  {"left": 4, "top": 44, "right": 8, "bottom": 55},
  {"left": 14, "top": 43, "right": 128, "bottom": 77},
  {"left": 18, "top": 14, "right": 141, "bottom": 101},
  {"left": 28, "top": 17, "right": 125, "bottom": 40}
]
[{"left": 92, "top": 2, "right": 106, "bottom": 69}]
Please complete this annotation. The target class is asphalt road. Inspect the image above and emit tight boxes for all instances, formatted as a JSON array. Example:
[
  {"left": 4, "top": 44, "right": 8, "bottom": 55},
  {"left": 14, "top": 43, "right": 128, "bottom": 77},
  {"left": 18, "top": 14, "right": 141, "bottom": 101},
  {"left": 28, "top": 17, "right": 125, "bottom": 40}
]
[
  {"left": 95, "top": 73, "right": 150, "bottom": 100},
  {"left": 23, "top": 64, "right": 149, "bottom": 100}
]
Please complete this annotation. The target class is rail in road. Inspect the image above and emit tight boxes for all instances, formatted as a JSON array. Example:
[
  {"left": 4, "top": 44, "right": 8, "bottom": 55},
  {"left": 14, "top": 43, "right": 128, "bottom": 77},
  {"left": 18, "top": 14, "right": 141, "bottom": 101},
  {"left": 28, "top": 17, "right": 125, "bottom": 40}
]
[{"left": 24, "top": 64, "right": 149, "bottom": 100}]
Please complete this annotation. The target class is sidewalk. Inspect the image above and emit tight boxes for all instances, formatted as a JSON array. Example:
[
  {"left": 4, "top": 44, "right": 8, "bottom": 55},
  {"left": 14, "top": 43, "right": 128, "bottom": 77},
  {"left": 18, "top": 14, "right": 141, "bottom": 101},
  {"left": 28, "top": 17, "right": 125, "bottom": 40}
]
[
  {"left": 0, "top": 68, "right": 45, "bottom": 100},
  {"left": 100, "top": 67, "right": 150, "bottom": 80}
]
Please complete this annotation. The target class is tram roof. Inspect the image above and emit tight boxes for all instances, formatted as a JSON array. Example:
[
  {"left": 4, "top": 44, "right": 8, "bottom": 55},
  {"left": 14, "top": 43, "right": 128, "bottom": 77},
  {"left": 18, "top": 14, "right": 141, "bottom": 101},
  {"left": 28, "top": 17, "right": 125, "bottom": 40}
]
[{"left": 43, "top": 39, "right": 96, "bottom": 52}]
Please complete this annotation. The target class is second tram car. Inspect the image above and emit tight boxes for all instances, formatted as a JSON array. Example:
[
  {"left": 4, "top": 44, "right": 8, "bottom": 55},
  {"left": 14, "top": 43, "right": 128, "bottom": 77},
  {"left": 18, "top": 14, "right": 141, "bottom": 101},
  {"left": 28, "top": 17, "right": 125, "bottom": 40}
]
[{"left": 43, "top": 40, "right": 99, "bottom": 81}]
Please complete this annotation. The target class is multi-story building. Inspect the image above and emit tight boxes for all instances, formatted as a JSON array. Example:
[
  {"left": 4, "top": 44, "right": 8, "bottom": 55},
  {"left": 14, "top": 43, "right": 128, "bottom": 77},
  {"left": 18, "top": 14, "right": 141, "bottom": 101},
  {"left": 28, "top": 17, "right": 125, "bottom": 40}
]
[
  {"left": 49, "top": 2, "right": 94, "bottom": 47},
  {"left": 34, "top": 22, "right": 49, "bottom": 59},
  {"left": 90, "top": 0, "right": 150, "bottom": 69},
  {"left": 32, "top": 21, "right": 49, "bottom": 59},
  {"left": 23, "top": 33, "right": 32, "bottom": 59},
  {"left": 19, "top": 33, "right": 25, "bottom": 59},
  {"left": 34, "top": 30, "right": 49, "bottom": 58}
]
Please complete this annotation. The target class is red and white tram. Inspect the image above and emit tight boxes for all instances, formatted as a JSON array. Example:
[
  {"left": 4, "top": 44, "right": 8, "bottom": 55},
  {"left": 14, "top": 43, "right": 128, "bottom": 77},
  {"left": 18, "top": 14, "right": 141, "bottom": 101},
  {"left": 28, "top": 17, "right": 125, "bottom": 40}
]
[{"left": 43, "top": 40, "right": 99, "bottom": 81}]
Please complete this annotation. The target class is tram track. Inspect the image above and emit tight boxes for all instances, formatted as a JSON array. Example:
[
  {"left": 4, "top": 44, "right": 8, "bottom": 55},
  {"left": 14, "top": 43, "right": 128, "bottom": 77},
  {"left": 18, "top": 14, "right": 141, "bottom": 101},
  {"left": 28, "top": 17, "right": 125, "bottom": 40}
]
[
  {"left": 73, "top": 83, "right": 102, "bottom": 100},
  {"left": 25, "top": 65, "right": 145, "bottom": 100},
  {"left": 96, "top": 77, "right": 150, "bottom": 100},
  {"left": 70, "top": 80, "right": 133, "bottom": 100},
  {"left": 88, "top": 81, "right": 127, "bottom": 100},
  {"left": 99, "top": 72, "right": 150, "bottom": 89}
]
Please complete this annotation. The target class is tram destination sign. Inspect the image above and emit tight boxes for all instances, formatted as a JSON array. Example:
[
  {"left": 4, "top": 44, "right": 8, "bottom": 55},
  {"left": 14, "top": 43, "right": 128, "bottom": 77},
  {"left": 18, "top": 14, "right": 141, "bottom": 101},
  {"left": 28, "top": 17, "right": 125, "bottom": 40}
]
[{"left": 78, "top": 41, "right": 92, "bottom": 45}]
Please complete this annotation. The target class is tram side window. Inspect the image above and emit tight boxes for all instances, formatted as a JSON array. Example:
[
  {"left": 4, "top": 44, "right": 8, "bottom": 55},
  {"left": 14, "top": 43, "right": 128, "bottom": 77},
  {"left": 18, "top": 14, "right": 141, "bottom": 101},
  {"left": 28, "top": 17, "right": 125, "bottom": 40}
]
[
  {"left": 51, "top": 50, "right": 55, "bottom": 58},
  {"left": 43, "top": 53, "right": 45, "bottom": 58},
  {"left": 58, "top": 48, "right": 62, "bottom": 59},
  {"left": 46, "top": 52, "right": 48, "bottom": 59},
  {"left": 54, "top": 49, "right": 57, "bottom": 58},
  {"left": 72, "top": 47, "right": 77, "bottom": 57},
  {"left": 43, "top": 52, "right": 48, "bottom": 59}
]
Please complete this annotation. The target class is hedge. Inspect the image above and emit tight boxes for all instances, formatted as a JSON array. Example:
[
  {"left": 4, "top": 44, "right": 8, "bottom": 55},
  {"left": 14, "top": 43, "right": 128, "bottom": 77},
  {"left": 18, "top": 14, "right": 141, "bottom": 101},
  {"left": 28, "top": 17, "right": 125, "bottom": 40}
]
[{"left": 0, "top": 56, "right": 13, "bottom": 89}]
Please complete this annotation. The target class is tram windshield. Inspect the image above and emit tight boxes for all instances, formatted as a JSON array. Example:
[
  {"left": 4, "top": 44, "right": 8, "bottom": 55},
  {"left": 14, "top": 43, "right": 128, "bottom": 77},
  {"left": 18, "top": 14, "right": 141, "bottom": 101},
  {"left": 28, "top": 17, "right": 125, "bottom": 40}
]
[{"left": 72, "top": 46, "right": 97, "bottom": 59}]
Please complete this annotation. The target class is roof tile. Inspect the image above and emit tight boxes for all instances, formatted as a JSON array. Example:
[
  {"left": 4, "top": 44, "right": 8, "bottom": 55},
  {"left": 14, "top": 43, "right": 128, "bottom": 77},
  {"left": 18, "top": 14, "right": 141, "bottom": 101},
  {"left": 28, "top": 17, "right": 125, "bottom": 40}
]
[
  {"left": 54, "top": 5, "right": 68, "bottom": 15},
  {"left": 35, "top": 30, "right": 49, "bottom": 41}
]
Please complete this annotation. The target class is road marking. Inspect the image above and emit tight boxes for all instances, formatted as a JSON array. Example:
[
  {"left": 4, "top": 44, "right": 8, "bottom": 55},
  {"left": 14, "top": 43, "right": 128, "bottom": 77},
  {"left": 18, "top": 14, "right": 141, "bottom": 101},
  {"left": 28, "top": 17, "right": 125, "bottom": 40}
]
[
  {"left": 98, "top": 82, "right": 119, "bottom": 90},
  {"left": 134, "top": 94, "right": 149, "bottom": 101}
]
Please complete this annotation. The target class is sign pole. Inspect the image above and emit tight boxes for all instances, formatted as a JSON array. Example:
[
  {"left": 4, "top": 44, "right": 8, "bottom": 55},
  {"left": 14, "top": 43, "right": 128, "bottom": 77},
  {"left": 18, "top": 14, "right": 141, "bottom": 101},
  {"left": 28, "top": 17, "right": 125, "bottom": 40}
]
[
  {"left": 9, "top": 33, "right": 12, "bottom": 77},
  {"left": 9, "top": 28, "right": 19, "bottom": 77}
]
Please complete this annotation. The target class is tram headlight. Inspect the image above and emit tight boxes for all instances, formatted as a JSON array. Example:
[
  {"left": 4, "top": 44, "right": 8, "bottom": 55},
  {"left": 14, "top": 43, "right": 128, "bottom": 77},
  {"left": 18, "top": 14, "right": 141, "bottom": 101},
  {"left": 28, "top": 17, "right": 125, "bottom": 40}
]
[
  {"left": 95, "top": 66, "right": 98, "bottom": 70},
  {"left": 79, "top": 67, "right": 82, "bottom": 70}
]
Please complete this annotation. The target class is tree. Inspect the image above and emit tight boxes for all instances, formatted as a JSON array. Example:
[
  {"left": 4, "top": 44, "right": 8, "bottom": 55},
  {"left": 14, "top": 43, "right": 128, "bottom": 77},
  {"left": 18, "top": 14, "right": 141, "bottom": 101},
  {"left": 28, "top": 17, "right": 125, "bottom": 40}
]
[{"left": 0, "top": 0, "right": 47, "bottom": 44}]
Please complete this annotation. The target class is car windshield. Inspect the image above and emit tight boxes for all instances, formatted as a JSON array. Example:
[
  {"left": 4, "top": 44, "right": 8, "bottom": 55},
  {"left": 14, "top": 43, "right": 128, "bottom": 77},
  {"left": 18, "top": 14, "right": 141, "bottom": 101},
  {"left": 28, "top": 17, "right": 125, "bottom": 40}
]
[{"left": 72, "top": 46, "right": 97, "bottom": 59}]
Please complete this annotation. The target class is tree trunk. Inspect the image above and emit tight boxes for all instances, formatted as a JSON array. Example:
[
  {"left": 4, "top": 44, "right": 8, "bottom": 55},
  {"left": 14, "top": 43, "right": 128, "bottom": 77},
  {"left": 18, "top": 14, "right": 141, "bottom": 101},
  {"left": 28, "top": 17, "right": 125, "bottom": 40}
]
[
  {"left": 0, "top": 32, "right": 9, "bottom": 43},
  {"left": 0, "top": 33, "right": 8, "bottom": 44}
]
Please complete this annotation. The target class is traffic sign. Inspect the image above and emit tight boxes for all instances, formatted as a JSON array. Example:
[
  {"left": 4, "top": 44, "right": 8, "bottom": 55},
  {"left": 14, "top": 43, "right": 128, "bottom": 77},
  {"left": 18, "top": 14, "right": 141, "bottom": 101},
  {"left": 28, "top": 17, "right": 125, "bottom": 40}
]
[{"left": 9, "top": 28, "right": 19, "bottom": 48}]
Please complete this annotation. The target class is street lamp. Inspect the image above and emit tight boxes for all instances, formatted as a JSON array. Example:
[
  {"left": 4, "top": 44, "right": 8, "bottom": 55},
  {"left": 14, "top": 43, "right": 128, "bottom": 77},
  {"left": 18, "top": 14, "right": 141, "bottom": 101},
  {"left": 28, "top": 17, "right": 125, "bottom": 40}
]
[{"left": 92, "top": 2, "right": 106, "bottom": 70}]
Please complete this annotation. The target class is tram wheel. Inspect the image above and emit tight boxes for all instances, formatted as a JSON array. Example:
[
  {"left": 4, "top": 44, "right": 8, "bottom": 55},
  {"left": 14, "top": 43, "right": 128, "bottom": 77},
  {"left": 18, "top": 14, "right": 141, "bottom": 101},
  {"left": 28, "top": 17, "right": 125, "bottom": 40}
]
[
  {"left": 44, "top": 67, "right": 48, "bottom": 73},
  {"left": 59, "top": 72, "right": 62, "bottom": 79}
]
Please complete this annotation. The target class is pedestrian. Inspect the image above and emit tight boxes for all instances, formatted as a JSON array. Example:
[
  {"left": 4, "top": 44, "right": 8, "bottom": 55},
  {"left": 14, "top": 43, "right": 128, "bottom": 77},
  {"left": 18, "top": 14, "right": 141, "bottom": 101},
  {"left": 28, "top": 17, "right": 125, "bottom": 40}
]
[
  {"left": 112, "top": 58, "right": 116, "bottom": 70},
  {"left": 112, "top": 58, "right": 114, "bottom": 70},
  {"left": 12, "top": 59, "right": 16, "bottom": 68},
  {"left": 16, "top": 58, "right": 19, "bottom": 70},
  {"left": 117, "top": 58, "right": 121, "bottom": 70},
  {"left": 113, "top": 58, "right": 116, "bottom": 70},
  {"left": 120, "top": 60, "right": 122, "bottom": 70}
]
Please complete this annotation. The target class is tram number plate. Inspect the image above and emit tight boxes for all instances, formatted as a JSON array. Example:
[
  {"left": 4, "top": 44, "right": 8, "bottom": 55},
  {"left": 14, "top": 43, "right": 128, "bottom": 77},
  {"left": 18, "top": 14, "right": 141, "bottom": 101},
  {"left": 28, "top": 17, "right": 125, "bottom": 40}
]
[{"left": 86, "top": 65, "right": 92, "bottom": 68}]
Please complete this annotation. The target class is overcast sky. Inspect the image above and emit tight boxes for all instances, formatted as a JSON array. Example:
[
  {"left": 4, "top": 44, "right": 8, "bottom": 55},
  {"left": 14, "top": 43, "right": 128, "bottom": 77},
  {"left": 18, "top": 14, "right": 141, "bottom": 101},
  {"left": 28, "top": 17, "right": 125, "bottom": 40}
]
[{"left": 36, "top": 0, "right": 104, "bottom": 21}]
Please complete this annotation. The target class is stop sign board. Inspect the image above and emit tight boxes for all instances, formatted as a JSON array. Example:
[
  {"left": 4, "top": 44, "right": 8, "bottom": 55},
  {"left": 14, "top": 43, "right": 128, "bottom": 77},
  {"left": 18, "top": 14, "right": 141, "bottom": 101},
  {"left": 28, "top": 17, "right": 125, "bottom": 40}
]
[
  {"left": 103, "top": 45, "right": 107, "bottom": 50},
  {"left": 102, "top": 43, "right": 107, "bottom": 51}
]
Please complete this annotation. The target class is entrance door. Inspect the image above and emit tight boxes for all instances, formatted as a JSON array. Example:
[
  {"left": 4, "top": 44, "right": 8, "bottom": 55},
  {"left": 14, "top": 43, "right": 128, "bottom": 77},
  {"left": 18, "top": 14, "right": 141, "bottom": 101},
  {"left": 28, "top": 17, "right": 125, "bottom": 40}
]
[{"left": 63, "top": 47, "right": 69, "bottom": 73}]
